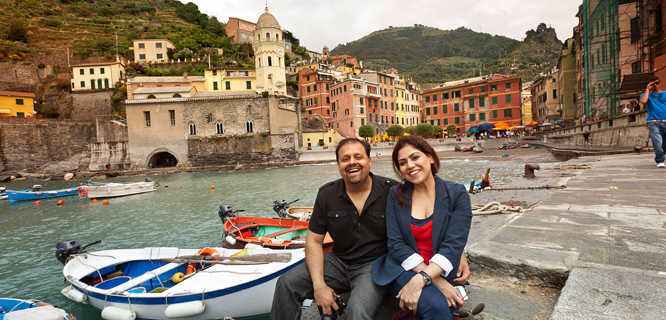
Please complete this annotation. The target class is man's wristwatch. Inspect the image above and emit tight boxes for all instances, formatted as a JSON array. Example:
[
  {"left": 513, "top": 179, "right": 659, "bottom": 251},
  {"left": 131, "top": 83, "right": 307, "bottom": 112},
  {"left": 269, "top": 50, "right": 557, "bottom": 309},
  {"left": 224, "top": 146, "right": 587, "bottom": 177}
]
[{"left": 418, "top": 271, "right": 432, "bottom": 286}]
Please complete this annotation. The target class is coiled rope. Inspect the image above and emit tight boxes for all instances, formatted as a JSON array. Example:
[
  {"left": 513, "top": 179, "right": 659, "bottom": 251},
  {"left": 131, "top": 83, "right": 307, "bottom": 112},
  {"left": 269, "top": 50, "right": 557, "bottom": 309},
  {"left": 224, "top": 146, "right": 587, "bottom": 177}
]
[{"left": 472, "top": 202, "right": 524, "bottom": 216}]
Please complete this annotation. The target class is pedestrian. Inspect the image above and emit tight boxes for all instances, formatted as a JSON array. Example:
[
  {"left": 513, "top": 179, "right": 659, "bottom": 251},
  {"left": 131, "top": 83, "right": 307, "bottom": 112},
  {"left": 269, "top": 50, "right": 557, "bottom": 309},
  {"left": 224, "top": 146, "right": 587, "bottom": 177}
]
[
  {"left": 373, "top": 136, "right": 472, "bottom": 319},
  {"left": 639, "top": 76, "right": 666, "bottom": 168},
  {"left": 583, "top": 130, "right": 590, "bottom": 146},
  {"left": 271, "top": 138, "right": 471, "bottom": 319}
]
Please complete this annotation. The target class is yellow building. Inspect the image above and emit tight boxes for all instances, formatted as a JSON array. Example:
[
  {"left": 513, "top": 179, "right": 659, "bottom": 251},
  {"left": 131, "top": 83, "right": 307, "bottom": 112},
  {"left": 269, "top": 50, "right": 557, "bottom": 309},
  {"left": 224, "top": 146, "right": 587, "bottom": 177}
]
[
  {"left": 71, "top": 61, "right": 125, "bottom": 92},
  {"left": 0, "top": 91, "right": 35, "bottom": 117},
  {"left": 302, "top": 128, "right": 346, "bottom": 148},
  {"left": 131, "top": 39, "right": 175, "bottom": 63},
  {"left": 204, "top": 68, "right": 256, "bottom": 93},
  {"left": 395, "top": 86, "right": 407, "bottom": 126},
  {"left": 521, "top": 88, "right": 533, "bottom": 125}
]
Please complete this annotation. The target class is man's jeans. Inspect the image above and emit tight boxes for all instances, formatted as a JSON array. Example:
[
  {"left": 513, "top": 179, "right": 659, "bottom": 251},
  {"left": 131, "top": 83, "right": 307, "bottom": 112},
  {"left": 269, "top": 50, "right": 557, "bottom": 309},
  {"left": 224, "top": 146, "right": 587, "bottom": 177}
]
[
  {"left": 648, "top": 122, "right": 666, "bottom": 164},
  {"left": 271, "top": 252, "right": 386, "bottom": 320}
]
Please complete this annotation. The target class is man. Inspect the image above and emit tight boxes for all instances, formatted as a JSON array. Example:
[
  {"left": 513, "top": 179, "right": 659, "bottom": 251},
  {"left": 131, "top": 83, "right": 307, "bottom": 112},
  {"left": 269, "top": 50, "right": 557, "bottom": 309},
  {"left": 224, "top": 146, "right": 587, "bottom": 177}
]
[
  {"left": 271, "top": 138, "right": 470, "bottom": 319},
  {"left": 639, "top": 76, "right": 666, "bottom": 168}
]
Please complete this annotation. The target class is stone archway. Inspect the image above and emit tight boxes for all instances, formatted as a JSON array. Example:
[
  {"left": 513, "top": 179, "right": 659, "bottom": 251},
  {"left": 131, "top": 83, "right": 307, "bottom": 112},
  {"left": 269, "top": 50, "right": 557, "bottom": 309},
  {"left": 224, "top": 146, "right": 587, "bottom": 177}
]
[{"left": 147, "top": 150, "right": 178, "bottom": 168}]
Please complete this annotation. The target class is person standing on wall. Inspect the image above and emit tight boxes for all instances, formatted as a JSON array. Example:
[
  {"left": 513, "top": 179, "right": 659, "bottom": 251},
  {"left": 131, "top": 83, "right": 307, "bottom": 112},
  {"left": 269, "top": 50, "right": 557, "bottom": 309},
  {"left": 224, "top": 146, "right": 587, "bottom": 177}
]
[{"left": 639, "top": 76, "right": 666, "bottom": 168}]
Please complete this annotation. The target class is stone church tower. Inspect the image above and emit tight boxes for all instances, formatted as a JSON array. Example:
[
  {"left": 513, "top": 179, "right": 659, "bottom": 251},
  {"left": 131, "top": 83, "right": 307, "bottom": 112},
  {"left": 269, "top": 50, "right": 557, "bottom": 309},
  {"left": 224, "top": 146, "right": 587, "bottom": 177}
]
[{"left": 253, "top": 7, "right": 287, "bottom": 95}]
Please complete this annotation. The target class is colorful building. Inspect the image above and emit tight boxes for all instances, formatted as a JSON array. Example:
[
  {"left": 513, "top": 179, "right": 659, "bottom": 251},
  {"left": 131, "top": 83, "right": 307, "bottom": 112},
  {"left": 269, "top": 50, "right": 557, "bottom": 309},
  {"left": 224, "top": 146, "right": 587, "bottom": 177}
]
[
  {"left": 0, "top": 91, "right": 35, "bottom": 117},
  {"left": 204, "top": 68, "right": 256, "bottom": 93},
  {"left": 131, "top": 39, "right": 175, "bottom": 63},
  {"left": 299, "top": 67, "right": 335, "bottom": 123},
  {"left": 329, "top": 76, "right": 380, "bottom": 138},
  {"left": 71, "top": 61, "right": 125, "bottom": 92},
  {"left": 302, "top": 128, "right": 346, "bottom": 148},
  {"left": 225, "top": 17, "right": 257, "bottom": 44},
  {"left": 558, "top": 38, "right": 578, "bottom": 122},
  {"left": 521, "top": 83, "right": 533, "bottom": 125},
  {"left": 422, "top": 75, "right": 522, "bottom": 133},
  {"left": 531, "top": 71, "right": 559, "bottom": 123}
]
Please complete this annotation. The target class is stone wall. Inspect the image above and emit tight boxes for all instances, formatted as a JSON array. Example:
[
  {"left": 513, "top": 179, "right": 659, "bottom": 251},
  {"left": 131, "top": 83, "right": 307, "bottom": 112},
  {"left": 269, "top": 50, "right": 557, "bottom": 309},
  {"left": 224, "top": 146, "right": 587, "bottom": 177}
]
[
  {"left": 89, "top": 142, "right": 130, "bottom": 171},
  {"left": 0, "top": 120, "right": 95, "bottom": 173},
  {"left": 545, "top": 111, "right": 651, "bottom": 147},
  {"left": 187, "top": 134, "right": 297, "bottom": 166},
  {"left": 71, "top": 91, "right": 114, "bottom": 121}
]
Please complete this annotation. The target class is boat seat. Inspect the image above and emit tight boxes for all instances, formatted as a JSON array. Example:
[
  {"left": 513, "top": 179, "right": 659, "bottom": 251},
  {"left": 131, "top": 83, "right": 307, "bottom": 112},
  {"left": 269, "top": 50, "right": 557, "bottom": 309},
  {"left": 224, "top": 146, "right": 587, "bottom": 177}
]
[
  {"left": 263, "top": 226, "right": 308, "bottom": 239},
  {"left": 95, "top": 276, "right": 132, "bottom": 289},
  {"left": 4, "top": 306, "right": 67, "bottom": 320},
  {"left": 109, "top": 262, "right": 184, "bottom": 293}
]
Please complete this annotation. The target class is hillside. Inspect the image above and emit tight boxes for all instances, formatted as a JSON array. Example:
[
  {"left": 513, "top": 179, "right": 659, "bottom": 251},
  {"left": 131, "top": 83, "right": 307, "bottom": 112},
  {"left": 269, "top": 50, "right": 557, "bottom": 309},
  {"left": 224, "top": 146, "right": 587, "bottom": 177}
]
[{"left": 331, "top": 24, "right": 562, "bottom": 86}]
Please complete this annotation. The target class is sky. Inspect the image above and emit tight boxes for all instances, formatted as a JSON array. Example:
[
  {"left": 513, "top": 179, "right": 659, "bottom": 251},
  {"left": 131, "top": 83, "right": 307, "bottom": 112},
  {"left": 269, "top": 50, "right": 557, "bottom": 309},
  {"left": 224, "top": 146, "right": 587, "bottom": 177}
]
[{"left": 181, "top": 0, "right": 582, "bottom": 51}]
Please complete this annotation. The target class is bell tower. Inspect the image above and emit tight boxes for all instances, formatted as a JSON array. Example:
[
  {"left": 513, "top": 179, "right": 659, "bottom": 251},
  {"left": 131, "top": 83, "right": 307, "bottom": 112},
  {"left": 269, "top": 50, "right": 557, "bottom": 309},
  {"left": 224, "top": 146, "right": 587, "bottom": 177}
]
[{"left": 253, "top": 7, "right": 286, "bottom": 95}]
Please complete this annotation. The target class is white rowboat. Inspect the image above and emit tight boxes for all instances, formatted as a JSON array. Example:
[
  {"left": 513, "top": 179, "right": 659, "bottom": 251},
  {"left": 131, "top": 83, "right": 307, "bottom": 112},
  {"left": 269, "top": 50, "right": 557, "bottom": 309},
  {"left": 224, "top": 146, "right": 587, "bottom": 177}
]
[{"left": 85, "top": 181, "right": 157, "bottom": 199}]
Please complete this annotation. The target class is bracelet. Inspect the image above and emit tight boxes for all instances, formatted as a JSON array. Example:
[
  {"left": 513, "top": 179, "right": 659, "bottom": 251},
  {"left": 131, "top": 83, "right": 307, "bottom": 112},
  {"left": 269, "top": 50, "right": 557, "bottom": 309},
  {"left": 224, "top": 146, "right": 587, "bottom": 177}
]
[{"left": 418, "top": 271, "right": 432, "bottom": 286}]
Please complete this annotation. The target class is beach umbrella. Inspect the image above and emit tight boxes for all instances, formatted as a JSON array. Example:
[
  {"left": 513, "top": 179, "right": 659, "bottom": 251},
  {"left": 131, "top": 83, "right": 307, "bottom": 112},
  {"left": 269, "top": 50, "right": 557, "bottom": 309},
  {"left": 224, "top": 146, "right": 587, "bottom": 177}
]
[
  {"left": 470, "top": 128, "right": 479, "bottom": 133},
  {"left": 478, "top": 123, "right": 495, "bottom": 132},
  {"left": 527, "top": 121, "right": 540, "bottom": 127},
  {"left": 541, "top": 122, "right": 553, "bottom": 126}
]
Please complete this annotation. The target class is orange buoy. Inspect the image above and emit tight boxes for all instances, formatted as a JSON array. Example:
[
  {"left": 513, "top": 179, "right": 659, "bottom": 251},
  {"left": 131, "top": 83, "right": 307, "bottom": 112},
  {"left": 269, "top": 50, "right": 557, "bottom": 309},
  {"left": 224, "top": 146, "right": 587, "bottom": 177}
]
[
  {"left": 164, "top": 184, "right": 169, "bottom": 188},
  {"left": 177, "top": 186, "right": 181, "bottom": 190},
  {"left": 34, "top": 201, "right": 41, "bottom": 205},
  {"left": 92, "top": 199, "right": 98, "bottom": 203},
  {"left": 102, "top": 200, "right": 109, "bottom": 206},
  {"left": 210, "top": 185, "right": 215, "bottom": 190},
  {"left": 57, "top": 200, "right": 64, "bottom": 206}
]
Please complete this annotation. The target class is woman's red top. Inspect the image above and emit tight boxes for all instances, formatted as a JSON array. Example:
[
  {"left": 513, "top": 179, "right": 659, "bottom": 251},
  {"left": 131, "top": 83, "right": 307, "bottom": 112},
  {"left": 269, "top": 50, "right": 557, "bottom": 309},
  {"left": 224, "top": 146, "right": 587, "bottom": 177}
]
[{"left": 410, "top": 215, "right": 434, "bottom": 264}]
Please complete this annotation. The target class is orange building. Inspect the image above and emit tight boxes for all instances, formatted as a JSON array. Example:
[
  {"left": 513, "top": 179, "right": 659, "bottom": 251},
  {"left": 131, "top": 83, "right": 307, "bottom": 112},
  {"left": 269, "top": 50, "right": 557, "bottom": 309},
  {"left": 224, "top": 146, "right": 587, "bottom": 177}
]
[
  {"left": 329, "top": 55, "right": 359, "bottom": 68},
  {"left": 421, "top": 75, "right": 522, "bottom": 133},
  {"left": 225, "top": 17, "right": 257, "bottom": 44},
  {"left": 299, "top": 67, "right": 335, "bottom": 123}
]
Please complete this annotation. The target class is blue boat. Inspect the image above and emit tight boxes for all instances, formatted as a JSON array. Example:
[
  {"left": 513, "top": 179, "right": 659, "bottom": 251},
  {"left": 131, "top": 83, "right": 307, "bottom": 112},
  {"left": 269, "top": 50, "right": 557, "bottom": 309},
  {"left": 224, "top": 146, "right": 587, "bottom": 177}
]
[
  {"left": 0, "top": 298, "right": 73, "bottom": 320},
  {"left": 6, "top": 186, "right": 81, "bottom": 202}
]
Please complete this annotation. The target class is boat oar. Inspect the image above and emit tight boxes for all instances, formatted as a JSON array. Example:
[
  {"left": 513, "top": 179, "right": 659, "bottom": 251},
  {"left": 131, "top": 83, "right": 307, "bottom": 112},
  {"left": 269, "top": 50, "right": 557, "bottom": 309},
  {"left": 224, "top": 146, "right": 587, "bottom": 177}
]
[{"left": 169, "top": 252, "right": 292, "bottom": 264}]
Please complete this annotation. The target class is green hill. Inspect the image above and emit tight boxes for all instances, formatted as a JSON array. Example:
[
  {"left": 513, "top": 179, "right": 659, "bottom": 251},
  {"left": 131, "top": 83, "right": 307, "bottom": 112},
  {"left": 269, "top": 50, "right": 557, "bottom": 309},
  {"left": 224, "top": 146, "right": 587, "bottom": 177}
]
[{"left": 331, "top": 24, "right": 562, "bottom": 87}]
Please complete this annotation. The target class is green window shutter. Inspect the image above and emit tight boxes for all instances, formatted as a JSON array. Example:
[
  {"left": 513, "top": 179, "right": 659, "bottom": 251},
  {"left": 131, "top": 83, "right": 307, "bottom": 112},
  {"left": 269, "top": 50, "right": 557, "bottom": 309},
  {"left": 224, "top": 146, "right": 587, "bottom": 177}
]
[
  {"left": 426, "top": 108, "right": 431, "bottom": 115},
  {"left": 505, "top": 94, "right": 511, "bottom": 103},
  {"left": 469, "top": 99, "right": 475, "bottom": 108},
  {"left": 492, "top": 96, "right": 498, "bottom": 104},
  {"left": 443, "top": 105, "right": 447, "bottom": 113},
  {"left": 455, "top": 117, "right": 459, "bottom": 124},
  {"left": 433, "top": 106, "right": 438, "bottom": 115},
  {"left": 454, "top": 103, "right": 459, "bottom": 112},
  {"left": 480, "top": 112, "right": 485, "bottom": 121},
  {"left": 493, "top": 110, "right": 498, "bottom": 118},
  {"left": 470, "top": 114, "right": 475, "bottom": 121},
  {"left": 504, "top": 109, "right": 512, "bottom": 117}
]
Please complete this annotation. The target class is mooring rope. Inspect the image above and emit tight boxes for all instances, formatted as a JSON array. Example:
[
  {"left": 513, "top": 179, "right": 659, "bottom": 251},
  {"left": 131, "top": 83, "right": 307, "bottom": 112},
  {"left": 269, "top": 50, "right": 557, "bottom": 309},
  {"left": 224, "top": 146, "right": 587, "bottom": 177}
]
[{"left": 472, "top": 202, "right": 523, "bottom": 216}]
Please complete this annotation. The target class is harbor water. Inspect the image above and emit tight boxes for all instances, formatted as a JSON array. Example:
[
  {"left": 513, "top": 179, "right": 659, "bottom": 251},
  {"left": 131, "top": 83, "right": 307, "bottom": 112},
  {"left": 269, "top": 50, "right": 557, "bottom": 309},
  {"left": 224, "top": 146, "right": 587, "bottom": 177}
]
[{"left": 0, "top": 157, "right": 532, "bottom": 319}]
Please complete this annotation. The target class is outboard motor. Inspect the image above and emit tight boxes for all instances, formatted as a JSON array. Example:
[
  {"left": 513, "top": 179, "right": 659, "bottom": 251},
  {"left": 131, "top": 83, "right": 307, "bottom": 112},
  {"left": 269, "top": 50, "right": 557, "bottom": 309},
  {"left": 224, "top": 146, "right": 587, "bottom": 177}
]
[
  {"left": 56, "top": 240, "right": 82, "bottom": 265},
  {"left": 218, "top": 205, "right": 236, "bottom": 222},
  {"left": 55, "top": 240, "right": 101, "bottom": 265},
  {"left": 273, "top": 200, "right": 289, "bottom": 218},
  {"left": 144, "top": 177, "right": 152, "bottom": 182}
]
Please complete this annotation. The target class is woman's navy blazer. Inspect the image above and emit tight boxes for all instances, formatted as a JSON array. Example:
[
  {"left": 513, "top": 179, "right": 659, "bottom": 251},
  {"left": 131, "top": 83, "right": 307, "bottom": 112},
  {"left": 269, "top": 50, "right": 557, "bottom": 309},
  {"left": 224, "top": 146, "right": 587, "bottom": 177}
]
[{"left": 372, "top": 177, "right": 472, "bottom": 286}]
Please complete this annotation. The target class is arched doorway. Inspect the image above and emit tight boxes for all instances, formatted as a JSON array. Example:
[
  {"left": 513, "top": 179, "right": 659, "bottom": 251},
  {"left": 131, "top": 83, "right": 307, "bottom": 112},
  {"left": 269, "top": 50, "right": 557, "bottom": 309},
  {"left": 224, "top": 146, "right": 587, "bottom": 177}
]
[{"left": 147, "top": 151, "right": 178, "bottom": 168}]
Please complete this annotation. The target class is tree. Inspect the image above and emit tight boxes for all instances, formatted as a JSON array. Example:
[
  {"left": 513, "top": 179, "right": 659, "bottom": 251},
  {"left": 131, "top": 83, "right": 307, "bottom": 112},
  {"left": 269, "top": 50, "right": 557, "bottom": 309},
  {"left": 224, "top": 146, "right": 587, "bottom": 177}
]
[
  {"left": 358, "top": 125, "right": 374, "bottom": 140},
  {"left": 405, "top": 126, "right": 416, "bottom": 135},
  {"left": 414, "top": 123, "right": 435, "bottom": 137},
  {"left": 6, "top": 20, "right": 28, "bottom": 42},
  {"left": 387, "top": 125, "right": 404, "bottom": 138},
  {"left": 433, "top": 125, "right": 443, "bottom": 137},
  {"left": 447, "top": 124, "right": 457, "bottom": 136}
]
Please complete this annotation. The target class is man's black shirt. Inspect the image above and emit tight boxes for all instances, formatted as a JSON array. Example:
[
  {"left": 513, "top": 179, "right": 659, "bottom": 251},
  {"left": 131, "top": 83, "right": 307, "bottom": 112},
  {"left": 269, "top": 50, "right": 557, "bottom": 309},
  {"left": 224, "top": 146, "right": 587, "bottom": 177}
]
[{"left": 308, "top": 173, "right": 398, "bottom": 265}]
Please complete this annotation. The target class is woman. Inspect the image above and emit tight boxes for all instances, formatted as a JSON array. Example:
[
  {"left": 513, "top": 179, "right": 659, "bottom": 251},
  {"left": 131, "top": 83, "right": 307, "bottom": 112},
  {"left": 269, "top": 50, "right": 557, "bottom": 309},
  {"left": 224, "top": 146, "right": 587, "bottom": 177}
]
[{"left": 373, "top": 136, "right": 472, "bottom": 319}]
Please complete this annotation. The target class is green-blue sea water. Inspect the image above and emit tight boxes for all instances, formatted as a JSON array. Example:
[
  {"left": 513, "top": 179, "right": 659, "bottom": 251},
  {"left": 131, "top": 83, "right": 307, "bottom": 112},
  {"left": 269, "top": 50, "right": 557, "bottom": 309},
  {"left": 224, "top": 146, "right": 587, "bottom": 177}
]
[{"left": 0, "top": 158, "right": 528, "bottom": 319}]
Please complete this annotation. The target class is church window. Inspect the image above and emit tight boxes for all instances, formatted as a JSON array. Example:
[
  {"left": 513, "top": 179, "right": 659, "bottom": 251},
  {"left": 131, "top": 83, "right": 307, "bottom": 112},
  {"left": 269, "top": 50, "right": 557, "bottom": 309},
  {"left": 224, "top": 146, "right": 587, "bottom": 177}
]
[
  {"left": 188, "top": 123, "right": 196, "bottom": 135},
  {"left": 268, "top": 56, "right": 272, "bottom": 66},
  {"left": 246, "top": 120, "right": 254, "bottom": 133},
  {"left": 266, "top": 32, "right": 270, "bottom": 39},
  {"left": 216, "top": 122, "right": 224, "bottom": 134}
]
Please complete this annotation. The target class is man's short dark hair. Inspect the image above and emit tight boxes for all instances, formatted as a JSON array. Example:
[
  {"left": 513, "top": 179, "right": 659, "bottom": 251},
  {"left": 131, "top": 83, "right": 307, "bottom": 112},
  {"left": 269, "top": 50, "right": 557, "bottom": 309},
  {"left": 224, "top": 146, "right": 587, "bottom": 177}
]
[
  {"left": 649, "top": 76, "right": 660, "bottom": 83},
  {"left": 335, "top": 138, "right": 371, "bottom": 162}
]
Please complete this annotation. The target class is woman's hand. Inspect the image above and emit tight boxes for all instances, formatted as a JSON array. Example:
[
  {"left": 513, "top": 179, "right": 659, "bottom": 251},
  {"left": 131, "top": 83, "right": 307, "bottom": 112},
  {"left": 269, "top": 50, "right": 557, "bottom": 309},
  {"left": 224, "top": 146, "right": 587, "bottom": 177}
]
[
  {"left": 453, "top": 255, "right": 470, "bottom": 284},
  {"left": 396, "top": 274, "right": 425, "bottom": 312},
  {"left": 433, "top": 277, "right": 464, "bottom": 308}
]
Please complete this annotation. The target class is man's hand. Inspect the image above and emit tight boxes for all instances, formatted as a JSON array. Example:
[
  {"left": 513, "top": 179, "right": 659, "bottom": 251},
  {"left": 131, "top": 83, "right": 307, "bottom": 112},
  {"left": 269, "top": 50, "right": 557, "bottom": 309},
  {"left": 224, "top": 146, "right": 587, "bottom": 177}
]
[
  {"left": 314, "top": 284, "right": 339, "bottom": 315},
  {"left": 396, "top": 274, "right": 425, "bottom": 311},
  {"left": 433, "top": 277, "right": 464, "bottom": 308},
  {"left": 453, "top": 254, "right": 470, "bottom": 284}
]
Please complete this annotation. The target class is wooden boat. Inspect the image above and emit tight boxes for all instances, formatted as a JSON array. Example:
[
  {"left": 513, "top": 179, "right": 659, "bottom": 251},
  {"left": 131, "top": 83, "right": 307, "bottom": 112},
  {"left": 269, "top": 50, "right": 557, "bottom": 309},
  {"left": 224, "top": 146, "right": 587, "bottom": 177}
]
[
  {"left": 286, "top": 206, "right": 313, "bottom": 220},
  {"left": 83, "top": 179, "right": 157, "bottom": 199},
  {"left": 6, "top": 185, "right": 79, "bottom": 202},
  {"left": 57, "top": 242, "right": 304, "bottom": 320},
  {"left": 222, "top": 215, "right": 333, "bottom": 250},
  {"left": 0, "top": 298, "right": 74, "bottom": 320}
]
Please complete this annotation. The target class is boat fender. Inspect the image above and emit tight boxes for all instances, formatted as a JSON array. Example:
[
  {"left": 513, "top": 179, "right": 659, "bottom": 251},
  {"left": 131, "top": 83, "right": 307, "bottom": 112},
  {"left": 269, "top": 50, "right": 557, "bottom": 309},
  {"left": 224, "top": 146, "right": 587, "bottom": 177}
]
[
  {"left": 171, "top": 272, "right": 185, "bottom": 283},
  {"left": 164, "top": 301, "right": 205, "bottom": 318},
  {"left": 197, "top": 248, "right": 220, "bottom": 257},
  {"left": 224, "top": 235, "right": 237, "bottom": 246},
  {"left": 101, "top": 306, "right": 136, "bottom": 320},
  {"left": 61, "top": 285, "right": 87, "bottom": 303}
]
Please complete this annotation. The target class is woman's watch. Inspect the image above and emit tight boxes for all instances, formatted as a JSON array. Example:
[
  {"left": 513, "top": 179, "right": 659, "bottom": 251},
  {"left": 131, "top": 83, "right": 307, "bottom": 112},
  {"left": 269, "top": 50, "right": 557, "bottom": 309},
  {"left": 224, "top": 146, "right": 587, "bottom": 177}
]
[{"left": 418, "top": 271, "right": 432, "bottom": 286}]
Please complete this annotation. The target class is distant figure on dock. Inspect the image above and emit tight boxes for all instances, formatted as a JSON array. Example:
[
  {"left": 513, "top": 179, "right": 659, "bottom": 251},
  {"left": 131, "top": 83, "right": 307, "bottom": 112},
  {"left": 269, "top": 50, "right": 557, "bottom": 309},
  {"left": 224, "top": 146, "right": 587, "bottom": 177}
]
[
  {"left": 639, "top": 76, "right": 666, "bottom": 168},
  {"left": 271, "top": 137, "right": 471, "bottom": 319},
  {"left": 373, "top": 136, "right": 472, "bottom": 319}
]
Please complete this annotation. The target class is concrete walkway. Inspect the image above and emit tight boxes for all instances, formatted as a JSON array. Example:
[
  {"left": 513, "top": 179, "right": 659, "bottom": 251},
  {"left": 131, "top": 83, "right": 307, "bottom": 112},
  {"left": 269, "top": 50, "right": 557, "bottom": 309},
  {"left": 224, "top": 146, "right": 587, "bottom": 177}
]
[{"left": 468, "top": 153, "right": 666, "bottom": 319}]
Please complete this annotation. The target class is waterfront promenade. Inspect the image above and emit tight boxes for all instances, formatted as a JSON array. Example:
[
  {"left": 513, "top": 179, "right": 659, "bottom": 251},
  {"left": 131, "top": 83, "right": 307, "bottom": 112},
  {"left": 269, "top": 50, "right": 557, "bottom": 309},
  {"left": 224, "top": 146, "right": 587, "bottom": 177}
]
[{"left": 469, "top": 152, "right": 666, "bottom": 319}]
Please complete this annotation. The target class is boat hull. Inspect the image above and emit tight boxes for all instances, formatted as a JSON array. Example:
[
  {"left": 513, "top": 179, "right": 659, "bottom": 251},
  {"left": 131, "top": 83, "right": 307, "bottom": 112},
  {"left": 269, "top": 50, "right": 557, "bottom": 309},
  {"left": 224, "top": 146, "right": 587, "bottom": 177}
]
[
  {"left": 62, "top": 247, "right": 304, "bottom": 319},
  {"left": 223, "top": 216, "right": 334, "bottom": 250},
  {"left": 0, "top": 298, "right": 73, "bottom": 320},
  {"left": 85, "top": 181, "right": 156, "bottom": 199},
  {"left": 6, "top": 188, "right": 79, "bottom": 202}
]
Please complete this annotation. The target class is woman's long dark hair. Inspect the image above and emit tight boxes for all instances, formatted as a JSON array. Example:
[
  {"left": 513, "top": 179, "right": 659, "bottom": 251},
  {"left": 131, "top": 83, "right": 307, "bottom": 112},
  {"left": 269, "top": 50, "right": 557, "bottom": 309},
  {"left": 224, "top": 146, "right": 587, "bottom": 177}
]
[{"left": 391, "top": 136, "right": 440, "bottom": 207}]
